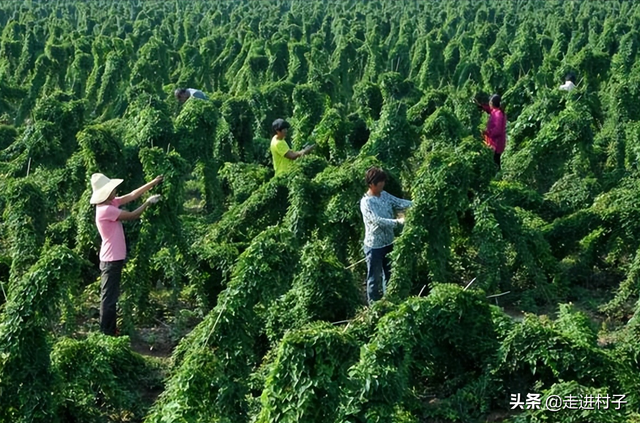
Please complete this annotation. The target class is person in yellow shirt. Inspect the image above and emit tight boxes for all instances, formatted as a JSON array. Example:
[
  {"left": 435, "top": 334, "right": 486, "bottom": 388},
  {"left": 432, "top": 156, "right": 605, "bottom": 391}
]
[{"left": 270, "top": 118, "right": 315, "bottom": 176}]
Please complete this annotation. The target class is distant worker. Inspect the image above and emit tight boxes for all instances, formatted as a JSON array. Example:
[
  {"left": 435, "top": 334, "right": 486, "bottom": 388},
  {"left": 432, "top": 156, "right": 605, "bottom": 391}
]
[
  {"left": 91, "top": 173, "right": 163, "bottom": 336},
  {"left": 559, "top": 72, "right": 577, "bottom": 91},
  {"left": 360, "top": 167, "right": 412, "bottom": 304},
  {"left": 174, "top": 88, "right": 208, "bottom": 103},
  {"left": 475, "top": 94, "right": 507, "bottom": 170},
  {"left": 270, "top": 118, "right": 315, "bottom": 176}
]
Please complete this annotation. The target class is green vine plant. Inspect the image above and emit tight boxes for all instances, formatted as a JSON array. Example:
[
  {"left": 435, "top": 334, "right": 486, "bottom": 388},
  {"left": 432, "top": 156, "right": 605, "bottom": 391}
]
[{"left": 0, "top": 246, "right": 83, "bottom": 423}]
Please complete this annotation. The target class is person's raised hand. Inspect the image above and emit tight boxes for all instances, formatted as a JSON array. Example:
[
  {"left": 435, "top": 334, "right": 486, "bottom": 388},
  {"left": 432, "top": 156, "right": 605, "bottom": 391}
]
[
  {"left": 153, "top": 175, "right": 164, "bottom": 186},
  {"left": 303, "top": 144, "right": 316, "bottom": 155},
  {"left": 397, "top": 217, "right": 405, "bottom": 225},
  {"left": 146, "top": 194, "right": 161, "bottom": 205}
]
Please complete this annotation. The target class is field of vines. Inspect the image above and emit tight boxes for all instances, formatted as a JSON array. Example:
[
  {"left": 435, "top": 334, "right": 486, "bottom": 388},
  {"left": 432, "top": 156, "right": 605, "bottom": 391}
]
[{"left": 2, "top": 0, "right": 640, "bottom": 422}]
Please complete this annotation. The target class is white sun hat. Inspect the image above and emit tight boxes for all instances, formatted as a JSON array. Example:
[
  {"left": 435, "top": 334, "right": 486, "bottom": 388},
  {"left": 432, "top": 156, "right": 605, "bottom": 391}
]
[{"left": 90, "top": 173, "right": 123, "bottom": 204}]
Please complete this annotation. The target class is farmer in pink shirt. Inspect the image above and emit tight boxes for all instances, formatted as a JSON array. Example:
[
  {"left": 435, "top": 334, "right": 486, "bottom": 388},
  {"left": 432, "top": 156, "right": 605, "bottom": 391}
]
[
  {"left": 475, "top": 94, "right": 507, "bottom": 170},
  {"left": 91, "top": 173, "right": 163, "bottom": 336}
]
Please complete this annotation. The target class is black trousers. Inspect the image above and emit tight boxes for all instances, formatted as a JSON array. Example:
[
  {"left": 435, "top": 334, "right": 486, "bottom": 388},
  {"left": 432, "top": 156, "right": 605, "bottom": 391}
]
[
  {"left": 99, "top": 260, "right": 124, "bottom": 336},
  {"left": 494, "top": 151, "right": 502, "bottom": 170}
]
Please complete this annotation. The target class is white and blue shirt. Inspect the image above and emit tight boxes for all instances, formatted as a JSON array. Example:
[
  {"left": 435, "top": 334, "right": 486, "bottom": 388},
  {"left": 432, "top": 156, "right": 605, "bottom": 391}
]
[
  {"left": 187, "top": 88, "right": 208, "bottom": 100},
  {"left": 360, "top": 191, "right": 412, "bottom": 249}
]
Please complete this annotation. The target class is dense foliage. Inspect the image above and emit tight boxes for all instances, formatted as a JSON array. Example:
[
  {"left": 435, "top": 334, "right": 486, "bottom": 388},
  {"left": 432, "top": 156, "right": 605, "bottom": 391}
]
[{"left": 1, "top": 1, "right": 640, "bottom": 422}]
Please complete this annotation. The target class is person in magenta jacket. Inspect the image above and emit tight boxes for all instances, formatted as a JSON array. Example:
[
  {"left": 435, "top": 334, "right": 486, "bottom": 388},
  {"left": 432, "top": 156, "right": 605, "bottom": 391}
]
[{"left": 475, "top": 94, "right": 507, "bottom": 170}]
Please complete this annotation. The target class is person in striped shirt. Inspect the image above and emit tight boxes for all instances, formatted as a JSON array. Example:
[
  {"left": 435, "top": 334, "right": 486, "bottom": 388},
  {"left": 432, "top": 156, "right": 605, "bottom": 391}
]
[
  {"left": 174, "top": 88, "right": 208, "bottom": 103},
  {"left": 360, "top": 167, "right": 412, "bottom": 304}
]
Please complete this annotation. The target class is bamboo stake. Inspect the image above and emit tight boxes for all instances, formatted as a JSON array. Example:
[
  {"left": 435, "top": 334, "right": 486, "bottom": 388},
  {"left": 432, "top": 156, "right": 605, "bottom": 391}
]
[
  {"left": 344, "top": 257, "right": 366, "bottom": 270},
  {"left": 202, "top": 294, "right": 230, "bottom": 348},
  {"left": 418, "top": 284, "right": 427, "bottom": 297},
  {"left": 486, "top": 291, "right": 510, "bottom": 299},
  {"left": 487, "top": 291, "right": 511, "bottom": 306},
  {"left": 464, "top": 277, "right": 477, "bottom": 291}
]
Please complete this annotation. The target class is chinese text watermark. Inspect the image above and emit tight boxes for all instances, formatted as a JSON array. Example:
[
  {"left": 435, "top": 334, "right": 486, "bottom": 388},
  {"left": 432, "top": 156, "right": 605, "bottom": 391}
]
[{"left": 509, "top": 393, "right": 626, "bottom": 412}]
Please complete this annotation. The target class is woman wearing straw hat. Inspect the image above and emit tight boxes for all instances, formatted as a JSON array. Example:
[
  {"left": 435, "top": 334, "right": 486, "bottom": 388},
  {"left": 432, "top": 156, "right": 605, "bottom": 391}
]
[{"left": 90, "top": 173, "right": 163, "bottom": 336}]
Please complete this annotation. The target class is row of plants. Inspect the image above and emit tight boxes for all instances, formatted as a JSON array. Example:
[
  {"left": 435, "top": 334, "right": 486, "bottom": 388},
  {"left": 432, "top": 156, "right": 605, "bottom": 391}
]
[{"left": 1, "top": 1, "right": 640, "bottom": 421}]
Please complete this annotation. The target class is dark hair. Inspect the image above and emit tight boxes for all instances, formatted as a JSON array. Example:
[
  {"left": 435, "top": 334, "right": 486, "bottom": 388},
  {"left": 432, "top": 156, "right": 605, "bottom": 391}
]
[
  {"left": 365, "top": 167, "right": 387, "bottom": 186},
  {"left": 174, "top": 88, "right": 188, "bottom": 96},
  {"left": 489, "top": 94, "right": 501, "bottom": 109},
  {"left": 564, "top": 72, "right": 576, "bottom": 84},
  {"left": 272, "top": 118, "right": 291, "bottom": 132}
]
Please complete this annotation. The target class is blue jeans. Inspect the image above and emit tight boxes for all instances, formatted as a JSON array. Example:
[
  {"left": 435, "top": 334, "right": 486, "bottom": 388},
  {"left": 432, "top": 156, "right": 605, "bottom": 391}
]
[{"left": 365, "top": 244, "right": 393, "bottom": 304}]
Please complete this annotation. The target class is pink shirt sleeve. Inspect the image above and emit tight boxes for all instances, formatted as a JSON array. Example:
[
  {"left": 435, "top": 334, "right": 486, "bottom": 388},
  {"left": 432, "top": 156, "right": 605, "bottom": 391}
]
[
  {"left": 101, "top": 198, "right": 121, "bottom": 220},
  {"left": 100, "top": 205, "right": 121, "bottom": 222}
]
